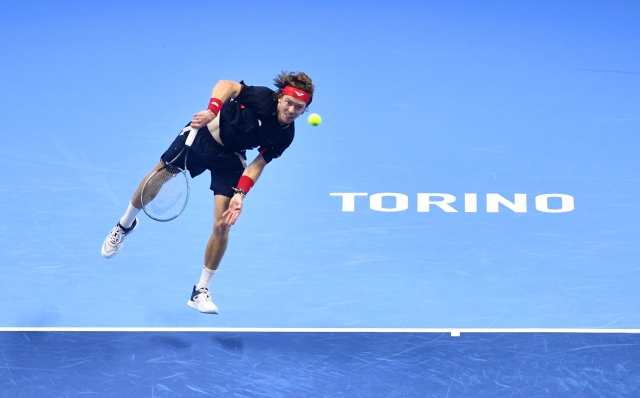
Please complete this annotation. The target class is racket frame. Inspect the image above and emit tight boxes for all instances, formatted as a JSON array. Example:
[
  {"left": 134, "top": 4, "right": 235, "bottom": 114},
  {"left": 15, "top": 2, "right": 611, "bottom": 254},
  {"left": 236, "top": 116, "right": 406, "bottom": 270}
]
[{"left": 140, "top": 126, "right": 199, "bottom": 222}]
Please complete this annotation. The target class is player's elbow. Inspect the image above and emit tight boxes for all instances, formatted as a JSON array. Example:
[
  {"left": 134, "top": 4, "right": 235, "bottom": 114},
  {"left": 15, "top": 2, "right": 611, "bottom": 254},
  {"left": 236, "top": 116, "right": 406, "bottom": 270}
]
[{"left": 217, "top": 80, "right": 242, "bottom": 99}]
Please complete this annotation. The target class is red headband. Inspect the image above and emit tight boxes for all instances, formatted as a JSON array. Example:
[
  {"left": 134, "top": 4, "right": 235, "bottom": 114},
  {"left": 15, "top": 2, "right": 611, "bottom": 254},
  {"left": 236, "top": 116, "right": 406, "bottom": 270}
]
[{"left": 282, "top": 86, "right": 311, "bottom": 104}]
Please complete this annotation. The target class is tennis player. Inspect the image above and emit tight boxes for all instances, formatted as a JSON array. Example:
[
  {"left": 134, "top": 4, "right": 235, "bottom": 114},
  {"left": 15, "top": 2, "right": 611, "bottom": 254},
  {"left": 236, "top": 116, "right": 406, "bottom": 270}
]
[{"left": 101, "top": 72, "right": 315, "bottom": 314}]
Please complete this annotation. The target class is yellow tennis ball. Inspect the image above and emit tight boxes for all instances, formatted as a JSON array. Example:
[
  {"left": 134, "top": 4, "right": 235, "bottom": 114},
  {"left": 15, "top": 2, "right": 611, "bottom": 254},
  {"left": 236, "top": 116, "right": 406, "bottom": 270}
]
[{"left": 308, "top": 113, "right": 322, "bottom": 126}]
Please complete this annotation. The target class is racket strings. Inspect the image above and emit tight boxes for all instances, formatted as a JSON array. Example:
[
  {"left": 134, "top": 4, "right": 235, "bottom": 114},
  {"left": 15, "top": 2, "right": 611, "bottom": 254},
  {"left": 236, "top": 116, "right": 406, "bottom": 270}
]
[{"left": 141, "top": 167, "right": 189, "bottom": 221}]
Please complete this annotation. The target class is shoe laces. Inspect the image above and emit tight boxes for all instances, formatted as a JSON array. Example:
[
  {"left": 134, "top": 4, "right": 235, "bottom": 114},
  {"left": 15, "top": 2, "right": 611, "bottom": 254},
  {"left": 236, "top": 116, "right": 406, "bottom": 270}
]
[
  {"left": 196, "top": 288, "right": 213, "bottom": 303},
  {"left": 108, "top": 225, "right": 125, "bottom": 245}
]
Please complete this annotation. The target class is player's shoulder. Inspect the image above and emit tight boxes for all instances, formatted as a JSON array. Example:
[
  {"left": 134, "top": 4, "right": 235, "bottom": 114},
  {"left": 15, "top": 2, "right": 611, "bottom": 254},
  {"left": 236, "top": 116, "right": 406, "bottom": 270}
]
[
  {"left": 238, "top": 80, "right": 275, "bottom": 97},
  {"left": 235, "top": 81, "right": 277, "bottom": 114}
]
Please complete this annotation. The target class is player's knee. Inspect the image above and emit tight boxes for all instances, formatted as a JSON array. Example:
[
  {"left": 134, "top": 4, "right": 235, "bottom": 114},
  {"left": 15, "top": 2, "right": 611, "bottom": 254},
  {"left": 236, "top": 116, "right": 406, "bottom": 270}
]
[{"left": 213, "top": 219, "right": 230, "bottom": 235}]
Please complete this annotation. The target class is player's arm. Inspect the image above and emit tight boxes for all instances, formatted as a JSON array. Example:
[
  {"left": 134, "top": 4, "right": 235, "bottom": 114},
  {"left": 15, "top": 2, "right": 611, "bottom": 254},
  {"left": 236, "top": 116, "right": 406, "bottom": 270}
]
[
  {"left": 242, "top": 153, "right": 267, "bottom": 183},
  {"left": 222, "top": 154, "right": 267, "bottom": 226},
  {"left": 191, "top": 80, "right": 243, "bottom": 128}
]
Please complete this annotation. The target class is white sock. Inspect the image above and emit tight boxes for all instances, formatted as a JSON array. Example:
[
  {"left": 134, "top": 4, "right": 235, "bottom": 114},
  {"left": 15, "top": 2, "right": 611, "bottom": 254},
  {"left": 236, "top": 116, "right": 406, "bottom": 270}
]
[
  {"left": 196, "top": 266, "right": 216, "bottom": 289},
  {"left": 119, "top": 202, "right": 140, "bottom": 229}
]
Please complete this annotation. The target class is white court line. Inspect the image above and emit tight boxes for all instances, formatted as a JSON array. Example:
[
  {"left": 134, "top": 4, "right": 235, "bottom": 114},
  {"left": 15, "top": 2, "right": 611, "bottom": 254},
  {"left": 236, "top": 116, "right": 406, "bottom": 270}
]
[{"left": 2, "top": 328, "right": 640, "bottom": 336}]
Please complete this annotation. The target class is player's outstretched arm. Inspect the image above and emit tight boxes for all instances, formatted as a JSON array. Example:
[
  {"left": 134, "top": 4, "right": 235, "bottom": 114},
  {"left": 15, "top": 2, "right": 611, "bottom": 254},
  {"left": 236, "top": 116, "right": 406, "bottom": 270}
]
[
  {"left": 222, "top": 154, "right": 267, "bottom": 226},
  {"left": 191, "top": 80, "right": 243, "bottom": 128}
]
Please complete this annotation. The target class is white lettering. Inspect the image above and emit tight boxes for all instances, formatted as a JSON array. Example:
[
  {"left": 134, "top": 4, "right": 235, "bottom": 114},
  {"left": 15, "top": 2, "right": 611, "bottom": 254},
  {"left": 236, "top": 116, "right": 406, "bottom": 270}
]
[
  {"left": 370, "top": 193, "right": 409, "bottom": 212},
  {"left": 330, "top": 192, "right": 367, "bottom": 212},
  {"left": 464, "top": 193, "right": 477, "bottom": 213},
  {"left": 329, "top": 192, "right": 575, "bottom": 213},
  {"left": 486, "top": 194, "right": 527, "bottom": 212},
  {"left": 417, "top": 193, "right": 458, "bottom": 212},
  {"left": 535, "top": 194, "right": 574, "bottom": 213}
]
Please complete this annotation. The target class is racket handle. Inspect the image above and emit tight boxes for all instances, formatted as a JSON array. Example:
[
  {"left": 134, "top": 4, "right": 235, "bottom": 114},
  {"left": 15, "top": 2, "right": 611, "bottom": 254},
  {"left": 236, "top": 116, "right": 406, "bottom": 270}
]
[{"left": 186, "top": 126, "right": 199, "bottom": 147}]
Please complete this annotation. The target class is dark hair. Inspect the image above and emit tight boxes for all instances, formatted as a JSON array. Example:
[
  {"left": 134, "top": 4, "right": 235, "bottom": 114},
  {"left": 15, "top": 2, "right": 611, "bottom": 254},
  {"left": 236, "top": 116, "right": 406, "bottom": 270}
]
[{"left": 273, "top": 71, "right": 315, "bottom": 106}]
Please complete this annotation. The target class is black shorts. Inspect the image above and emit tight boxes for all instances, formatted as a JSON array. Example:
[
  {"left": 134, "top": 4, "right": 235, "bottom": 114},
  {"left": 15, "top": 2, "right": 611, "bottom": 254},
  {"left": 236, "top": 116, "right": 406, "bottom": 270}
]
[{"left": 161, "top": 124, "right": 247, "bottom": 198}]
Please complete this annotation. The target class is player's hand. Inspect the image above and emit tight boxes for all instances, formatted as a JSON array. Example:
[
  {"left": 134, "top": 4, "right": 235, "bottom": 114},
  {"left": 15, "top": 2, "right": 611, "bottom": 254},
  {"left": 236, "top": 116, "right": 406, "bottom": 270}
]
[
  {"left": 191, "top": 110, "right": 216, "bottom": 129},
  {"left": 222, "top": 194, "right": 243, "bottom": 226}
]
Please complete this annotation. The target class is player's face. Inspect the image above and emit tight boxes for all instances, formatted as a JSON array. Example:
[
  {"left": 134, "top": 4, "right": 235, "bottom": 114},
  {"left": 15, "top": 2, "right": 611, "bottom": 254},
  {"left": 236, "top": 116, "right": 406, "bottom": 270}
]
[{"left": 277, "top": 95, "right": 307, "bottom": 124}]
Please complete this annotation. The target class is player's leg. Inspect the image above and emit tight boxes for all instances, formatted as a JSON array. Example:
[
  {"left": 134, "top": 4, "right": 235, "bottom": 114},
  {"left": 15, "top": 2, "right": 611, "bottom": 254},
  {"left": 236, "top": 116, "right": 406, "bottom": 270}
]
[
  {"left": 187, "top": 194, "right": 231, "bottom": 314},
  {"left": 188, "top": 140, "right": 245, "bottom": 313},
  {"left": 130, "top": 161, "right": 165, "bottom": 209},
  {"left": 205, "top": 194, "right": 233, "bottom": 271},
  {"left": 102, "top": 125, "right": 195, "bottom": 259},
  {"left": 101, "top": 161, "right": 164, "bottom": 259}
]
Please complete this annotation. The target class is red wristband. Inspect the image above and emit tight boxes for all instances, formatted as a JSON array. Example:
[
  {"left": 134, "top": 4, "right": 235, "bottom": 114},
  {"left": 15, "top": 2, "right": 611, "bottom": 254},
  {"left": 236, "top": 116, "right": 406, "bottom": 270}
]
[
  {"left": 208, "top": 98, "right": 223, "bottom": 116},
  {"left": 237, "top": 175, "right": 255, "bottom": 194}
]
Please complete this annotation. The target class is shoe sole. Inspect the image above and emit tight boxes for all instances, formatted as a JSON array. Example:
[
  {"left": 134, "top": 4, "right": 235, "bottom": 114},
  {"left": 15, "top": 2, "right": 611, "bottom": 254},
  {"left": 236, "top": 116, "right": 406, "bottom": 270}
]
[
  {"left": 101, "top": 241, "right": 120, "bottom": 259},
  {"left": 188, "top": 300, "right": 218, "bottom": 314}
]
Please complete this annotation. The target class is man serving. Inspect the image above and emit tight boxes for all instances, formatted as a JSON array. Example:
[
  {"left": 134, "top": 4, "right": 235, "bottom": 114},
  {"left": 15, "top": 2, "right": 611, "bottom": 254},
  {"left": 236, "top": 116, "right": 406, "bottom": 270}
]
[{"left": 101, "top": 71, "right": 315, "bottom": 314}]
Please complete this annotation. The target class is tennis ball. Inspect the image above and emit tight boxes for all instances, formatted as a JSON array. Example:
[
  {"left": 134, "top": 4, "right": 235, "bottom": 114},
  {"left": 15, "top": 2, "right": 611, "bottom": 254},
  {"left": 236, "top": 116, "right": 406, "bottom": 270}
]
[{"left": 308, "top": 113, "right": 322, "bottom": 126}]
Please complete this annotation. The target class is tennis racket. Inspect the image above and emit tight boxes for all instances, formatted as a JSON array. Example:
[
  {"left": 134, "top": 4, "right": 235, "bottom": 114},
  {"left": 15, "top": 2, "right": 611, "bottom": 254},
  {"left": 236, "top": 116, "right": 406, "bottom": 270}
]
[{"left": 141, "top": 126, "right": 199, "bottom": 221}]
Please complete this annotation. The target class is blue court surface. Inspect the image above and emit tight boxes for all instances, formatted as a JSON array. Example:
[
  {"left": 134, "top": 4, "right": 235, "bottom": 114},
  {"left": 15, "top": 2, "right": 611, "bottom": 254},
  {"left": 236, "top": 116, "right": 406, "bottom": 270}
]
[
  {"left": 1, "top": 0, "right": 640, "bottom": 395},
  {"left": 1, "top": 331, "right": 640, "bottom": 397}
]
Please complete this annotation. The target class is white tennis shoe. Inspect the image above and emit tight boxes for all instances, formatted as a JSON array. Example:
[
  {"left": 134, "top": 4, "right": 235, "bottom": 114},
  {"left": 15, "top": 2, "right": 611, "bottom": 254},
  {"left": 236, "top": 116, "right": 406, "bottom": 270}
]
[
  {"left": 188, "top": 286, "right": 219, "bottom": 314},
  {"left": 101, "top": 218, "right": 138, "bottom": 259}
]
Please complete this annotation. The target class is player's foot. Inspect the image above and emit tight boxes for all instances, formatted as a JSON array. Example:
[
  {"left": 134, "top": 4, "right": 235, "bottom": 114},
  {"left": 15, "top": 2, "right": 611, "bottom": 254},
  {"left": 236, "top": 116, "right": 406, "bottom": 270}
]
[
  {"left": 101, "top": 218, "right": 138, "bottom": 259},
  {"left": 187, "top": 285, "right": 219, "bottom": 314}
]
